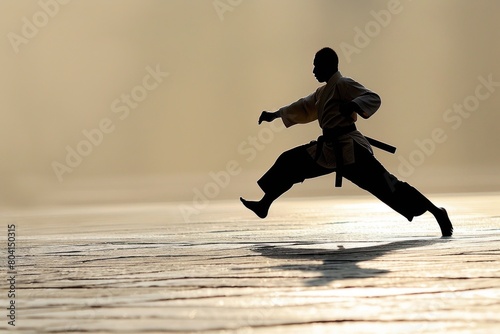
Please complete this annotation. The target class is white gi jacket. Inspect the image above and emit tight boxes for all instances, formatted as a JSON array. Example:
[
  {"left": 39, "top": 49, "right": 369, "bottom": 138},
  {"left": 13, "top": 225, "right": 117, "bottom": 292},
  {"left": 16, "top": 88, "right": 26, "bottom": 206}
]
[{"left": 278, "top": 71, "right": 381, "bottom": 169}]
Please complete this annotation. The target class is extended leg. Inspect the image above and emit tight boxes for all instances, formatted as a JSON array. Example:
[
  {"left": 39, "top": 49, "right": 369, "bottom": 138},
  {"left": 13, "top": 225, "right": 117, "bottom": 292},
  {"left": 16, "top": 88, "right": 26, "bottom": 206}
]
[
  {"left": 343, "top": 143, "right": 453, "bottom": 236},
  {"left": 241, "top": 142, "right": 333, "bottom": 218}
]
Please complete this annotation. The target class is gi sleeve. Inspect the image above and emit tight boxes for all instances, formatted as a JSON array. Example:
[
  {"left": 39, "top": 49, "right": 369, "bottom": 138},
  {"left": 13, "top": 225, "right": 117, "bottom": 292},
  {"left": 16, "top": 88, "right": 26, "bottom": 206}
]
[
  {"left": 340, "top": 78, "right": 381, "bottom": 119},
  {"left": 278, "top": 91, "right": 318, "bottom": 128}
]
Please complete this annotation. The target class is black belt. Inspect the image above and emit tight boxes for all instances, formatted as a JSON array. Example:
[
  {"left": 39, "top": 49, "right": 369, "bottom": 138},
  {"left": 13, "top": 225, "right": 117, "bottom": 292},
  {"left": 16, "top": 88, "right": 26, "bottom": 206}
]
[{"left": 314, "top": 124, "right": 396, "bottom": 187}]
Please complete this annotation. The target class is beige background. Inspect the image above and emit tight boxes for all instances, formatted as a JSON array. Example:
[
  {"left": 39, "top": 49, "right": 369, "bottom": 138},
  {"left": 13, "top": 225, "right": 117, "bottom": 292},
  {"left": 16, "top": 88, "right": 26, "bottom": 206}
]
[{"left": 1, "top": 0, "right": 499, "bottom": 208}]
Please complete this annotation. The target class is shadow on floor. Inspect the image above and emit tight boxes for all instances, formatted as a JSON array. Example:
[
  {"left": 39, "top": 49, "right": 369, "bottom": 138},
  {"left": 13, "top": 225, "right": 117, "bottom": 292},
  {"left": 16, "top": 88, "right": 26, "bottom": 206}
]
[{"left": 253, "top": 239, "right": 449, "bottom": 286}]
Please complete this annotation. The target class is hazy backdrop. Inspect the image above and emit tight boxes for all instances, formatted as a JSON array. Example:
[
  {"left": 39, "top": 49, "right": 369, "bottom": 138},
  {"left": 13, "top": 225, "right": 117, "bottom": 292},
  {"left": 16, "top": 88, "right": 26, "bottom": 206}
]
[{"left": 1, "top": 0, "right": 499, "bottom": 208}]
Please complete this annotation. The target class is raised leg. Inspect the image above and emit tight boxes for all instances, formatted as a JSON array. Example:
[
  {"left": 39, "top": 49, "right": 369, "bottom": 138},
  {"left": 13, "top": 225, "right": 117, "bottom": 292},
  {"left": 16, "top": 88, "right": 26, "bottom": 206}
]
[{"left": 241, "top": 142, "right": 333, "bottom": 218}]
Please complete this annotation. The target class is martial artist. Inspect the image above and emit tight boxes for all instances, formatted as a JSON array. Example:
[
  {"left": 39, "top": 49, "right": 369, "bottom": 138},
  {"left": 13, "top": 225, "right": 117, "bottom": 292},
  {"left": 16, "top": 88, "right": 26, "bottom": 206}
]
[{"left": 240, "top": 47, "right": 453, "bottom": 237}]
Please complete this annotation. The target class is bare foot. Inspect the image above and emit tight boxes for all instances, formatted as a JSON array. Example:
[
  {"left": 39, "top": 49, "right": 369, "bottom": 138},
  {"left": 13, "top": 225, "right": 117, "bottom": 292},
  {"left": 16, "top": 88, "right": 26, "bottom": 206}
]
[
  {"left": 240, "top": 197, "right": 269, "bottom": 219},
  {"left": 435, "top": 207, "right": 453, "bottom": 237}
]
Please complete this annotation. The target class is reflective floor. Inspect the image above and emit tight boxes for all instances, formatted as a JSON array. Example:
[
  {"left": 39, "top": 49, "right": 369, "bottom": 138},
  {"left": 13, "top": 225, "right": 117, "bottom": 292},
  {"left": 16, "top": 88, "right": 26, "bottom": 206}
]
[{"left": 2, "top": 193, "right": 500, "bottom": 333}]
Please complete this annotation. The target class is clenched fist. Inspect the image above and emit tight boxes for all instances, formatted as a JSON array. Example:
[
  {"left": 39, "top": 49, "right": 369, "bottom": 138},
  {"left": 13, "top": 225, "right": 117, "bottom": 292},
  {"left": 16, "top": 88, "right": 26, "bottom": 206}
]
[{"left": 258, "top": 111, "right": 279, "bottom": 124}]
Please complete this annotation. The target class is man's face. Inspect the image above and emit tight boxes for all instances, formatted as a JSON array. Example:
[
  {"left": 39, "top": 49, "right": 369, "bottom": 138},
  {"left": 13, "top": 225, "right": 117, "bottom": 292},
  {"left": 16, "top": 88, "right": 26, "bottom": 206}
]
[{"left": 313, "top": 57, "right": 331, "bottom": 83}]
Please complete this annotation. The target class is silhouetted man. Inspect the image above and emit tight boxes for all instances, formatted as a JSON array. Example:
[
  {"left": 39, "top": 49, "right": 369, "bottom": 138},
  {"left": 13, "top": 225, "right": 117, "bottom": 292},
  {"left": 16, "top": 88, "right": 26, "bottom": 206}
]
[{"left": 240, "top": 47, "right": 453, "bottom": 237}]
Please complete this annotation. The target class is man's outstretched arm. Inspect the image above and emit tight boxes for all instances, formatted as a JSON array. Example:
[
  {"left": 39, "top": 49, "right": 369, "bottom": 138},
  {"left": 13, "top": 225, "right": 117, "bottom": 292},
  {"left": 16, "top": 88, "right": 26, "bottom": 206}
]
[{"left": 259, "top": 92, "right": 318, "bottom": 127}]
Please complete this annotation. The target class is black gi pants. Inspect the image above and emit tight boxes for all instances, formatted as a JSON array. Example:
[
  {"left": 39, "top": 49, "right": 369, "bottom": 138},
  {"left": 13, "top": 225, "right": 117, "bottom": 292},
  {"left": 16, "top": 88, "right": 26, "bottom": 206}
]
[{"left": 257, "top": 141, "right": 429, "bottom": 221}]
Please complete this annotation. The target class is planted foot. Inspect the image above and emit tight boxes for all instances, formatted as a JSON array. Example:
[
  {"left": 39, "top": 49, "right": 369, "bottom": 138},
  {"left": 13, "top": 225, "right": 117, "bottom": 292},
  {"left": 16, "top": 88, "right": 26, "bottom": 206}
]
[
  {"left": 435, "top": 207, "right": 453, "bottom": 237},
  {"left": 240, "top": 197, "right": 269, "bottom": 219}
]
